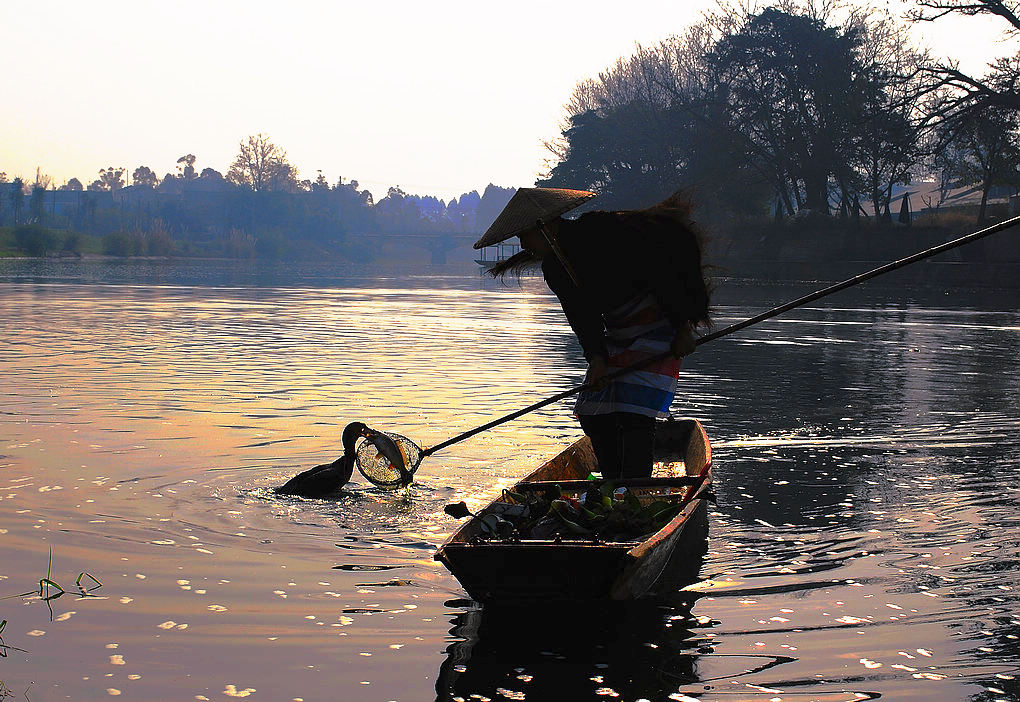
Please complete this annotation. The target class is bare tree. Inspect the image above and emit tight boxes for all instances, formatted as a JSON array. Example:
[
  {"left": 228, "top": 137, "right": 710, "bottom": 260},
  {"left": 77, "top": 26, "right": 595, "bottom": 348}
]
[
  {"left": 34, "top": 168, "right": 54, "bottom": 190},
  {"left": 921, "top": 123, "right": 966, "bottom": 207},
  {"left": 945, "top": 106, "right": 1020, "bottom": 220},
  {"left": 911, "top": 0, "right": 1020, "bottom": 127},
  {"left": 226, "top": 134, "right": 298, "bottom": 192},
  {"left": 855, "top": 11, "right": 930, "bottom": 216},
  {"left": 911, "top": 0, "right": 1020, "bottom": 28}
]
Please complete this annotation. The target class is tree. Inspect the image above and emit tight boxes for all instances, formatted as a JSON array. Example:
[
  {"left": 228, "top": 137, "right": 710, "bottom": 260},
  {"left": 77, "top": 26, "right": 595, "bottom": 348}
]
[
  {"left": 375, "top": 186, "right": 421, "bottom": 232},
  {"left": 913, "top": 0, "right": 1020, "bottom": 25},
  {"left": 177, "top": 155, "right": 197, "bottom": 180},
  {"left": 541, "top": 105, "right": 684, "bottom": 209},
  {"left": 89, "top": 167, "right": 125, "bottom": 191},
  {"left": 946, "top": 106, "right": 1020, "bottom": 221},
  {"left": 477, "top": 184, "right": 517, "bottom": 230},
  {"left": 540, "top": 25, "right": 729, "bottom": 211},
  {"left": 854, "top": 13, "right": 929, "bottom": 216},
  {"left": 9, "top": 178, "right": 25, "bottom": 224},
  {"left": 911, "top": 1, "right": 1020, "bottom": 128},
  {"left": 312, "top": 171, "right": 330, "bottom": 192},
  {"left": 14, "top": 224, "right": 55, "bottom": 256},
  {"left": 540, "top": 9, "right": 926, "bottom": 220},
  {"left": 446, "top": 190, "right": 480, "bottom": 231},
  {"left": 919, "top": 133, "right": 960, "bottom": 214},
  {"left": 29, "top": 184, "right": 47, "bottom": 223},
  {"left": 133, "top": 166, "right": 159, "bottom": 188},
  {"left": 60, "top": 178, "right": 83, "bottom": 191},
  {"left": 265, "top": 161, "right": 299, "bottom": 192},
  {"left": 707, "top": 8, "right": 877, "bottom": 214},
  {"left": 34, "top": 169, "right": 53, "bottom": 190},
  {"left": 226, "top": 134, "right": 298, "bottom": 192},
  {"left": 413, "top": 194, "right": 446, "bottom": 224}
]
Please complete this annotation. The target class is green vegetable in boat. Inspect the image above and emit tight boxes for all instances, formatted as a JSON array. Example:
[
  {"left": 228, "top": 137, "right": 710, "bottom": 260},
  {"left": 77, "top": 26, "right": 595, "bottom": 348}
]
[{"left": 475, "top": 481, "right": 692, "bottom": 542}]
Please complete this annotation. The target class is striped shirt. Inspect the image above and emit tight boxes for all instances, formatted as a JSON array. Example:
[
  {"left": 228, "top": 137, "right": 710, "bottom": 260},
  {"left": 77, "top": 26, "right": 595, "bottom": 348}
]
[{"left": 573, "top": 293, "right": 681, "bottom": 418}]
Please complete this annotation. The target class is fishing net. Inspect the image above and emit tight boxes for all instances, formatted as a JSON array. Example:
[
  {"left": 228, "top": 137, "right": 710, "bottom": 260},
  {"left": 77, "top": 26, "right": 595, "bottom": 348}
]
[{"left": 355, "top": 432, "right": 422, "bottom": 489}]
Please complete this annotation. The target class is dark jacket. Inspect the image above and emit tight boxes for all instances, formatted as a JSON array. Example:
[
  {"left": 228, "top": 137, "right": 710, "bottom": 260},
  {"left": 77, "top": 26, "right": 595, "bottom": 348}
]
[{"left": 542, "top": 210, "right": 708, "bottom": 362}]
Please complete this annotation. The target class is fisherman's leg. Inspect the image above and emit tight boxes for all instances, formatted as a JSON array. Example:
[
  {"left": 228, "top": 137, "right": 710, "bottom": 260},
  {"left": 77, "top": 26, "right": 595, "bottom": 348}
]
[
  {"left": 578, "top": 413, "right": 622, "bottom": 479},
  {"left": 617, "top": 412, "right": 656, "bottom": 479}
]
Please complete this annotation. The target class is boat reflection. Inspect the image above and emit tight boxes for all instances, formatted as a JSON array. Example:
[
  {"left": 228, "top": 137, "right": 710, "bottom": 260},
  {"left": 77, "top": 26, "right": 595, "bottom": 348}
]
[{"left": 436, "top": 544, "right": 713, "bottom": 701}]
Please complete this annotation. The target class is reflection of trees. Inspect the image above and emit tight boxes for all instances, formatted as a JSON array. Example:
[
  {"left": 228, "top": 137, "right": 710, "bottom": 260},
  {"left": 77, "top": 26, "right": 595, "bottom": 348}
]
[
  {"left": 675, "top": 286, "right": 1020, "bottom": 533},
  {"left": 690, "top": 287, "right": 1020, "bottom": 690}
]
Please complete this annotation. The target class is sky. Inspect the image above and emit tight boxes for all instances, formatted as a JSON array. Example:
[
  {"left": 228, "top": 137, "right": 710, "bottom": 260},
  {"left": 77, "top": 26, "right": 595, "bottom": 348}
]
[{"left": 0, "top": 1, "right": 1013, "bottom": 202}]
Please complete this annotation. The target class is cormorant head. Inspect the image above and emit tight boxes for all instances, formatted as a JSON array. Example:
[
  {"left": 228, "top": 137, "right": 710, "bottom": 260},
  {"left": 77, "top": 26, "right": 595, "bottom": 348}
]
[
  {"left": 341, "top": 421, "right": 373, "bottom": 449},
  {"left": 339, "top": 421, "right": 412, "bottom": 488}
]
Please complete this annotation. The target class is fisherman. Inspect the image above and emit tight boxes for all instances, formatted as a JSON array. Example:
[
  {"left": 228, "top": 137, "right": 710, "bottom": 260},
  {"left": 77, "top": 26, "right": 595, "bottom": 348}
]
[{"left": 476, "top": 188, "right": 711, "bottom": 479}]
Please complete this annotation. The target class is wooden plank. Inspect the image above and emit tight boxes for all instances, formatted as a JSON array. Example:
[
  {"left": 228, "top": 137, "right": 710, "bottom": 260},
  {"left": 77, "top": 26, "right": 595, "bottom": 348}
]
[{"left": 513, "top": 476, "right": 702, "bottom": 492}]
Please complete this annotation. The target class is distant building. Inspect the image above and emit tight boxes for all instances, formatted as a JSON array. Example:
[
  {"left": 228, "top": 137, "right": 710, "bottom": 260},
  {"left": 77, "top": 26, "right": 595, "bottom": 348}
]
[
  {"left": 892, "top": 181, "right": 1014, "bottom": 215},
  {"left": 45, "top": 189, "right": 113, "bottom": 216}
]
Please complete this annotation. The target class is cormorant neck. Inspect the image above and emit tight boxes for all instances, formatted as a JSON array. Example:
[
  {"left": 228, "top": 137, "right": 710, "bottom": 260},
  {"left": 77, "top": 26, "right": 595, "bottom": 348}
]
[{"left": 337, "top": 451, "right": 356, "bottom": 485}]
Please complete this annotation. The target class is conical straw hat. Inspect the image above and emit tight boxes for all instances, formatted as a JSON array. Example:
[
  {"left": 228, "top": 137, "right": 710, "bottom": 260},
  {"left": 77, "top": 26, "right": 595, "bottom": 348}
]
[{"left": 473, "top": 187, "right": 596, "bottom": 249}]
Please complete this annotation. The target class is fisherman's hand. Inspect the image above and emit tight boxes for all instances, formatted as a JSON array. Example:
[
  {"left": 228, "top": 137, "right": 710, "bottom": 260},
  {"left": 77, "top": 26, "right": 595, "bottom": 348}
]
[
  {"left": 671, "top": 328, "right": 696, "bottom": 358},
  {"left": 587, "top": 355, "right": 610, "bottom": 390}
]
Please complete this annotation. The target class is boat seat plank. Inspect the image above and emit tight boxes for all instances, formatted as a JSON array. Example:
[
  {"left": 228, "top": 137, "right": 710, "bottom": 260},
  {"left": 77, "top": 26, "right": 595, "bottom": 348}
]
[{"left": 512, "top": 476, "right": 703, "bottom": 492}]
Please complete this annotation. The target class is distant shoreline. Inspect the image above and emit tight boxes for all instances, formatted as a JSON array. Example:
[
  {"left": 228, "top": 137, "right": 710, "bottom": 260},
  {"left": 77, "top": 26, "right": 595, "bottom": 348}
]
[{"left": 2, "top": 250, "right": 1018, "bottom": 292}]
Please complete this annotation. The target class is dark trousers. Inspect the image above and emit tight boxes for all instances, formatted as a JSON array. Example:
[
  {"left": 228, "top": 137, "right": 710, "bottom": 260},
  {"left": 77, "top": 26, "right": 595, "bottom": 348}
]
[{"left": 578, "top": 412, "right": 656, "bottom": 479}]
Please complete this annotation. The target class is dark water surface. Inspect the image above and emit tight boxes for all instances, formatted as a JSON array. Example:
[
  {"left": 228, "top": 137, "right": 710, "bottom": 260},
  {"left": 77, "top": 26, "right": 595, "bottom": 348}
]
[{"left": 1, "top": 258, "right": 1018, "bottom": 701}]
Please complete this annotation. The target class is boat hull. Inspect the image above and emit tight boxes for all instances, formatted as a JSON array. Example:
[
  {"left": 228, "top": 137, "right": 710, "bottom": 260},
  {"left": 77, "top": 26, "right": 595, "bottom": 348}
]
[{"left": 434, "top": 418, "right": 712, "bottom": 603}]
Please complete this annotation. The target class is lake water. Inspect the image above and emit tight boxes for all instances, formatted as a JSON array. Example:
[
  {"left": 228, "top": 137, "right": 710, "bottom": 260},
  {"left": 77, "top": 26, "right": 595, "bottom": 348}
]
[{"left": 0, "top": 258, "right": 1018, "bottom": 702}]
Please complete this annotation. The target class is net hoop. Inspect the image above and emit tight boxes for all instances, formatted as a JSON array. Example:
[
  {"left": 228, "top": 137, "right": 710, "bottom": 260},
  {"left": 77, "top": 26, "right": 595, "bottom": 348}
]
[{"left": 355, "top": 433, "right": 421, "bottom": 489}]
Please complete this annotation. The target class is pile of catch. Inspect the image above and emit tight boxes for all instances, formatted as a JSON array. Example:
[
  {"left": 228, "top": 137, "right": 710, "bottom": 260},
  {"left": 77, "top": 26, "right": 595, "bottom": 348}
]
[{"left": 478, "top": 482, "right": 689, "bottom": 542}]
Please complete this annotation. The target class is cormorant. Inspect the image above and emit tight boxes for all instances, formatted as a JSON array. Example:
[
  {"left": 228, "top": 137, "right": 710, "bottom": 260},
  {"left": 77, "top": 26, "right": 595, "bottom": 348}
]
[{"left": 275, "top": 421, "right": 407, "bottom": 497}]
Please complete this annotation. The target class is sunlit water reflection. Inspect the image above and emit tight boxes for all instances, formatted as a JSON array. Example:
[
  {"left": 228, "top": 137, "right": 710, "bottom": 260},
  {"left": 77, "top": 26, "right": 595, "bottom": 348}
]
[{"left": 0, "top": 259, "right": 1018, "bottom": 701}]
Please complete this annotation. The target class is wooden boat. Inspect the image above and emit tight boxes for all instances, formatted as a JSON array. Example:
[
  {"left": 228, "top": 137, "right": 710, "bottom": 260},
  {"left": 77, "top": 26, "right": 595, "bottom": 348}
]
[{"left": 434, "top": 417, "right": 712, "bottom": 602}]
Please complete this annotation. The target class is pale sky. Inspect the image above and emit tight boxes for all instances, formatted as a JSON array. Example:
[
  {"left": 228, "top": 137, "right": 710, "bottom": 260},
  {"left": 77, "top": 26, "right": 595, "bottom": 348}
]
[{"left": 0, "top": 1, "right": 1011, "bottom": 202}]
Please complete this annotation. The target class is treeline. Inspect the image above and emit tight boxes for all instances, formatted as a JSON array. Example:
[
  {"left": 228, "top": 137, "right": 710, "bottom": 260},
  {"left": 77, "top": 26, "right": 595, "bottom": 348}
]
[
  {"left": 0, "top": 134, "right": 515, "bottom": 259},
  {"left": 540, "top": 3, "right": 1020, "bottom": 226}
]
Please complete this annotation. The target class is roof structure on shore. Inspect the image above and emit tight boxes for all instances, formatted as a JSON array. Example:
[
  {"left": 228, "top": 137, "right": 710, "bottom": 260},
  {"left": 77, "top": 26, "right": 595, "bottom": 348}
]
[{"left": 891, "top": 181, "right": 1013, "bottom": 211}]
